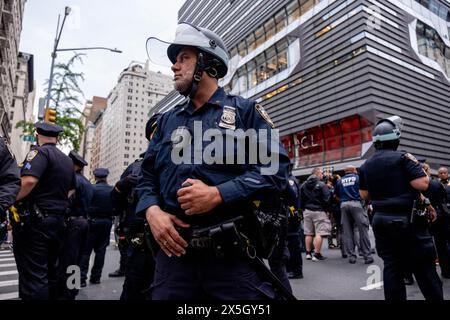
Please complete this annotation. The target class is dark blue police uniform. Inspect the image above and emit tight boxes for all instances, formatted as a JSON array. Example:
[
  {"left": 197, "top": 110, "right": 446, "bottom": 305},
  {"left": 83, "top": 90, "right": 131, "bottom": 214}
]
[
  {"left": 136, "top": 87, "right": 290, "bottom": 299},
  {"left": 425, "top": 177, "right": 450, "bottom": 278},
  {"left": 0, "top": 137, "right": 21, "bottom": 220},
  {"left": 0, "top": 137, "right": 21, "bottom": 243},
  {"left": 112, "top": 157, "right": 155, "bottom": 300},
  {"left": 359, "top": 149, "right": 443, "bottom": 300},
  {"left": 285, "top": 174, "right": 304, "bottom": 279},
  {"left": 12, "top": 123, "right": 75, "bottom": 300},
  {"left": 58, "top": 151, "right": 93, "bottom": 299},
  {"left": 80, "top": 168, "right": 114, "bottom": 285}
]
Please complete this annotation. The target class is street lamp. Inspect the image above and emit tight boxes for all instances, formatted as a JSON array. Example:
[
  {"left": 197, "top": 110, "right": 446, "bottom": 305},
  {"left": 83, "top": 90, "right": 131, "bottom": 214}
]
[{"left": 43, "top": 6, "right": 122, "bottom": 121}]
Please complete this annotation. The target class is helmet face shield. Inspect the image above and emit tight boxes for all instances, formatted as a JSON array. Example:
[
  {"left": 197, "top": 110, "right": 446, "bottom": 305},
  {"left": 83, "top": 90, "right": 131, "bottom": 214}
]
[{"left": 146, "top": 37, "right": 173, "bottom": 68}]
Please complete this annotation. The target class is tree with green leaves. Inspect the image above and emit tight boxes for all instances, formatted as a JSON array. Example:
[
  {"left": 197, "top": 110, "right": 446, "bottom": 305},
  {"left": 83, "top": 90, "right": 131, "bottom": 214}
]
[{"left": 16, "top": 52, "right": 86, "bottom": 151}]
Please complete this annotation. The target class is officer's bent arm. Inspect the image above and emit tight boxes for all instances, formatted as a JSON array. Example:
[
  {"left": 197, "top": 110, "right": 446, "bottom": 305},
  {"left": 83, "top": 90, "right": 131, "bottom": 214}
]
[
  {"left": 0, "top": 141, "right": 21, "bottom": 214},
  {"left": 410, "top": 176, "right": 429, "bottom": 191},
  {"left": 359, "top": 189, "right": 370, "bottom": 201},
  {"left": 16, "top": 176, "right": 38, "bottom": 201},
  {"left": 216, "top": 126, "right": 290, "bottom": 203}
]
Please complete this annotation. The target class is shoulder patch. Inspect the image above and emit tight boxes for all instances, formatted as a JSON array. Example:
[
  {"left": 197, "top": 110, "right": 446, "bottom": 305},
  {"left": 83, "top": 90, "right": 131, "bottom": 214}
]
[
  {"left": 26, "top": 150, "right": 38, "bottom": 162},
  {"left": 255, "top": 104, "right": 275, "bottom": 128},
  {"left": 404, "top": 152, "right": 418, "bottom": 164}
]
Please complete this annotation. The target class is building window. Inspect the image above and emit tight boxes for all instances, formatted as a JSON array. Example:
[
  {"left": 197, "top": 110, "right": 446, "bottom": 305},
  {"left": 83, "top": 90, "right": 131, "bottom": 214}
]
[
  {"left": 286, "top": 0, "right": 300, "bottom": 23},
  {"left": 254, "top": 26, "right": 266, "bottom": 48},
  {"left": 124, "top": 154, "right": 129, "bottom": 158},
  {"left": 416, "top": 21, "right": 450, "bottom": 77},
  {"left": 229, "top": 38, "right": 290, "bottom": 94},
  {"left": 125, "top": 139, "right": 130, "bottom": 143},
  {"left": 300, "top": 0, "right": 315, "bottom": 13},
  {"left": 128, "top": 88, "right": 133, "bottom": 93},
  {"left": 275, "top": 9, "right": 287, "bottom": 33},
  {"left": 125, "top": 131, "right": 130, "bottom": 136}
]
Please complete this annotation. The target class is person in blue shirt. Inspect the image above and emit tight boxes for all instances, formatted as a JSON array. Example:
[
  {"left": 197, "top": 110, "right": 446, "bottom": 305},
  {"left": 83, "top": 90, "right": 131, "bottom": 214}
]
[
  {"left": 79, "top": 168, "right": 115, "bottom": 287},
  {"left": 359, "top": 116, "right": 442, "bottom": 300},
  {"left": 136, "top": 22, "right": 290, "bottom": 300},
  {"left": 335, "top": 165, "right": 373, "bottom": 264}
]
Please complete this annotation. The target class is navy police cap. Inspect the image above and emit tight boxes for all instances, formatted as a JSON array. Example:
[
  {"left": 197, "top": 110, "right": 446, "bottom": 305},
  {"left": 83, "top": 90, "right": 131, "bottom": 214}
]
[
  {"left": 93, "top": 168, "right": 109, "bottom": 178},
  {"left": 34, "top": 122, "right": 63, "bottom": 137},
  {"left": 69, "top": 150, "right": 88, "bottom": 167}
]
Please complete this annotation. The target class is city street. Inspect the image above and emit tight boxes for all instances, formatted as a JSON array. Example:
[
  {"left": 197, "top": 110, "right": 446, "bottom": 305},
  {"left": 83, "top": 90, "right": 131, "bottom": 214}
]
[{"left": 1, "top": 228, "right": 449, "bottom": 300}]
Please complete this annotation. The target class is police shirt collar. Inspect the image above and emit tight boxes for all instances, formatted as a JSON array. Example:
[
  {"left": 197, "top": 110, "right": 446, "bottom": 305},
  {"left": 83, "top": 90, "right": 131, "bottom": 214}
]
[{"left": 182, "top": 87, "right": 226, "bottom": 115}]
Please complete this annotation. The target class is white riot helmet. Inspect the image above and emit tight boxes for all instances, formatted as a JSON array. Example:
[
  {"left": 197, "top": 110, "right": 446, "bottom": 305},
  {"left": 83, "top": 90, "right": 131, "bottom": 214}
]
[{"left": 146, "top": 22, "right": 229, "bottom": 98}]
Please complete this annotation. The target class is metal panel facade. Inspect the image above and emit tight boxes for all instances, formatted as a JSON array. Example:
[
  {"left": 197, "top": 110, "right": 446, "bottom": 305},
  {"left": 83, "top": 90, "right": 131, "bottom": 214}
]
[{"left": 155, "top": 0, "right": 450, "bottom": 173}]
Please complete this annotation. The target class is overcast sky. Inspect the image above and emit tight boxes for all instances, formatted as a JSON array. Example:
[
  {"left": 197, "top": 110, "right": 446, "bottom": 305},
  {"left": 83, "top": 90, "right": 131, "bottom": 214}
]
[{"left": 20, "top": 0, "right": 185, "bottom": 113}]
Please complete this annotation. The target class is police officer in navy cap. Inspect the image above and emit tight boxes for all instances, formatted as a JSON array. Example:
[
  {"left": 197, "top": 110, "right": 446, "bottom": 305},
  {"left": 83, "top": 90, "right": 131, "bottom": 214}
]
[
  {"left": 137, "top": 23, "right": 290, "bottom": 299},
  {"left": 79, "top": 167, "right": 114, "bottom": 287},
  {"left": 0, "top": 137, "right": 21, "bottom": 240},
  {"left": 111, "top": 113, "right": 160, "bottom": 300},
  {"left": 13, "top": 122, "right": 75, "bottom": 300},
  {"left": 359, "top": 116, "right": 443, "bottom": 300},
  {"left": 58, "top": 151, "right": 93, "bottom": 299}
]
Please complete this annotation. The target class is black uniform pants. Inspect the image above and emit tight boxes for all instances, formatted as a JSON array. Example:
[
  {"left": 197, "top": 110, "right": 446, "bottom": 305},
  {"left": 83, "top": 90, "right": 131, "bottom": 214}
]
[
  {"left": 120, "top": 244, "right": 155, "bottom": 300},
  {"left": 286, "top": 217, "right": 303, "bottom": 275},
  {"left": 12, "top": 215, "right": 66, "bottom": 300},
  {"left": 80, "top": 218, "right": 112, "bottom": 282},
  {"left": 372, "top": 213, "right": 443, "bottom": 301},
  {"left": 58, "top": 216, "right": 89, "bottom": 299},
  {"left": 268, "top": 227, "right": 292, "bottom": 293},
  {"left": 430, "top": 214, "right": 450, "bottom": 276}
]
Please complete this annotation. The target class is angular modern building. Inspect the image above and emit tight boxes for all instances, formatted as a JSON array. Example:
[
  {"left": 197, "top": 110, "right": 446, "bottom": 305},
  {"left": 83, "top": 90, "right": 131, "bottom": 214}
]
[
  {"left": 154, "top": 0, "right": 450, "bottom": 175},
  {"left": 99, "top": 62, "right": 172, "bottom": 183}
]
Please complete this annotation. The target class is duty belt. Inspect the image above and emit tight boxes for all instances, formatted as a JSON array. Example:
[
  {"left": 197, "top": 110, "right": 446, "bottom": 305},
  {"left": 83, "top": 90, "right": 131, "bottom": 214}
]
[
  {"left": 67, "top": 216, "right": 87, "bottom": 221},
  {"left": 189, "top": 236, "right": 213, "bottom": 249}
]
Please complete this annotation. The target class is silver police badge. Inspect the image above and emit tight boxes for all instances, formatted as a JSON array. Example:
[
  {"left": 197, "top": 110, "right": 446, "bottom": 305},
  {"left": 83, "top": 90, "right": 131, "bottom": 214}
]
[{"left": 219, "top": 106, "right": 236, "bottom": 130}]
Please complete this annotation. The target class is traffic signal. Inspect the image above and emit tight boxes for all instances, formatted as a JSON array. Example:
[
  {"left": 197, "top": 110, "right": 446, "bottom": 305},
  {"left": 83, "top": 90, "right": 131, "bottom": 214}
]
[{"left": 44, "top": 108, "right": 57, "bottom": 123}]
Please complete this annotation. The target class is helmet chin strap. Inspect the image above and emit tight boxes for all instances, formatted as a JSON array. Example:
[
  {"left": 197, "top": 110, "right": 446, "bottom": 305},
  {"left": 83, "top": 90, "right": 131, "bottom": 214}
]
[{"left": 180, "top": 53, "right": 206, "bottom": 99}]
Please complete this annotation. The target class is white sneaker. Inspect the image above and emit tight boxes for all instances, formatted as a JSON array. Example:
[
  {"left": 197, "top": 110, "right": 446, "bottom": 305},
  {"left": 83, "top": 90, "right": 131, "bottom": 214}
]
[{"left": 306, "top": 252, "right": 312, "bottom": 260}]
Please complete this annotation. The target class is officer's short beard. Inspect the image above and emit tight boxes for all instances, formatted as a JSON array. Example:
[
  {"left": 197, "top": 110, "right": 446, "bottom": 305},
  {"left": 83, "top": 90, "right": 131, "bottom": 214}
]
[{"left": 174, "top": 71, "right": 194, "bottom": 95}]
